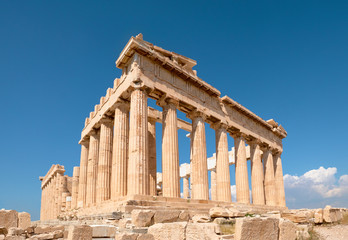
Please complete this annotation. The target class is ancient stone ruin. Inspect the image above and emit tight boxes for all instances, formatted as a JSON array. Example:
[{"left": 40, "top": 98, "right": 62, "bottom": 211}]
[{"left": 39, "top": 33, "right": 288, "bottom": 220}]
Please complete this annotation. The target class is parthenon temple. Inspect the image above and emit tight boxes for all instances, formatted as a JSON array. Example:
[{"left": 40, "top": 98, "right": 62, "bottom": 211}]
[{"left": 39, "top": 34, "right": 287, "bottom": 220}]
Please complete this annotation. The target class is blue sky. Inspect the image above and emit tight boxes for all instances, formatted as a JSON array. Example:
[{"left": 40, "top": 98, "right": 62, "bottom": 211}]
[{"left": 1, "top": 1, "right": 347, "bottom": 220}]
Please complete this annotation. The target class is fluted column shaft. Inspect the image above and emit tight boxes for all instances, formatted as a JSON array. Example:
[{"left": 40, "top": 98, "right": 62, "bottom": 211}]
[
  {"left": 111, "top": 102, "right": 129, "bottom": 199},
  {"left": 161, "top": 100, "right": 180, "bottom": 198},
  {"left": 215, "top": 126, "right": 232, "bottom": 202},
  {"left": 148, "top": 118, "right": 157, "bottom": 196},
  {"left": 263, "top": 149, "right": 277, "bottom": 206},
  {"left": 77, "top": 141, "right": 89, "bottom": 207},
  {"left": 183, "top": 176, "right": 190, "bottom": 199},
  {"left": 210, "top": 169, "right": 217, "bottom": 201},
  {"left": 71, "top": 166, "right": 80, "bottom": 209},
  {"left": 190, "top": 113, "right": 209, "bottom": 200},
  {"left": 234, "top": 134, "right": 250, "bottom": 204},
  {"left": 250, "top": 142, "right": 265, "bottom": 205},
  {"left": 96, "top": 118, "right": 113, "bottom": 203},
  {"left": 274, "top": 153, "right": 286, "bottom": 207},
  {"left": 40, "top": 186, "right": 45, "bottom": 220},
  {"left": 127, "top": 88, "right": 149, "bottom": 195},
  {"left": 86, "top": 131, "right": 99, "bottom": 206}
]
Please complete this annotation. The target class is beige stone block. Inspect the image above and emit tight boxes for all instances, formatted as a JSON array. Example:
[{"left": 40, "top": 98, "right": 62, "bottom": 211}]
[
  {"left": 281, "top": 209, "right": 313, "bottom": 223},
  {"left": 148, "top": 222, "right": 187, "bottom": 240},
  {"left": 131, "top": 210, "right": 155, "bottom": 227},
  {"left": 209, "top": 207, "right": 230, "bottom": 218},
  {"left": 0, "top": 234, "right": 4, "bottom": 240},
  {"left": 137, "top": 233, "right": 155, "bottom": 240},
  {"left": 17, "top": 212, "right": 30, "bottom": 230},
  {"left": 323, "top": 205, "right": 343, "bottom": 223},
  {"left": 178, "top": 211, "right": 190, "bottom": 221},
  {"left": 314, "top": 208, "right": 323, "bottom": 224},
  {"left": 192, "top": 214, "right": 210, "bottom": 223},
  {"left": 118, "top": 218, "right": 132, "bottom": 229},
  {"left": 0, "top": 210, "right": 18, "bottom": 228},
  {"left": 4, "top": 236, "right": 25, "bottom": 240},
  {"left": 67, "top": 225, "right": 92, "bottom": 240},
  {"left": 186, "top": 223, "right": 219, "bottom": 240},
  {"left": 235, "top": 217, "right": 279, "bottom": 240},
  {"left": 91, "top": 225, "right": 116, "bottom": 238},
  {"left": 153, "top": 210, "right": 180, "bottom": 223},
  {"left": 279, "top": 218, "right": 296, "bottom": 240},
  {"left": 115, "top": 232, "right": 138, "bottom": 240},
  {"left": 52, "top": 230, "right": 64, "bottom": 238},
  {"left": 7, "top": 227, "right": 24, "bottom": 236}
]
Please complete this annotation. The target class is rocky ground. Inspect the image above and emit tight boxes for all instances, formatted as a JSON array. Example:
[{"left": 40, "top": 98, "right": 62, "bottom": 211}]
[
  {"left": 313, "top": 224, "right": 348, "bottom": 240},
  {"left": 0, "top": 205, "right": 347, "bottom": 239}
]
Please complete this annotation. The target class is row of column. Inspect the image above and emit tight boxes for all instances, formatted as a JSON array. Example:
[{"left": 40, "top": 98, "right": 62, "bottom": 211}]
[
  {"left": 40, "top": 170, "right": 67, "bottom": 220},
  {"left": 77, "top": 86, "right": 285, "bottom": 208}
]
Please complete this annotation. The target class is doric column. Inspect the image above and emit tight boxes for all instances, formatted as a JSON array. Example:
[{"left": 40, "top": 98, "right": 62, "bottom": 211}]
[
  {"left": 262, "top": 147, "right": 277, "bottom": 206},
  {"left": 86, "top": 130, "right": 99, "bottom": 206},
  {"left": 210, "top": 169, "right": 217, "bottom": 201},
  {"left": 249, "top": 140, "right": 265, "bottom": 205},
  {"left": 148, "top": 118, "right": 157, "bottom": 196},
  {"left": 96, "top": 117, "right": 113, "bottom": 203},
  {"left": 233, "top": 133, "right": 250, "bottom": 204},
  {"left": 274, "top": 152, "right": 286, "bottom": 207},
  {"left": 71, "top": 166, "right": 80, "bottom": 209},
  {"left": 77, "top": 140, "right": 89, "bottom": 208},
  {"left": 127, "top": 88, "right": 149, "bottom": 195},
  {"left": 111, "top": 101, "right": 129, "bottom": 199},
  {"left": 189, "top": 111, "right": 209, "bottom": 200},
  {"left": 214, "top": 124, "right": 232, "bottom": 202},
  {"left": 161, "top": 98, "right": 180, "bottom": 198},
  {"left": 40, "top": 185, "right": 45, "bottom": 220},
  {"left": 57, "top": 173, "right": 66, "bottom": 216},
  {"left": 183, "top": 176, "right": 190, "bottom": 199}
]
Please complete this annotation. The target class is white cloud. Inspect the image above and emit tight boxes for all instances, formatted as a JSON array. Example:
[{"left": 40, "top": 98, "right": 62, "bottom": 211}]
[{"left": 284, "top": 166, "right": 348, "bottom": 209}]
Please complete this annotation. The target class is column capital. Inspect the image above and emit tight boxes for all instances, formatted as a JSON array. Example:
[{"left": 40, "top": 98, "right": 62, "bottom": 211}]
[
  {"left": 79, "top": 139, "right": 89, "bottom": 147},
  {"left": 230, "top": 131, "right": 248, "bottom": 140},
  {"left": 186, "top": 109, "right": 206, "bottom": 121},
  {"left": 246, "top": 138, "right": 262, "bottom": 146},
  {"left": 89, "top": 129, "right": 99, "bottom": 138},
  {"left": 115, "top": 99, "right": 130, "bottom": 111},
  {"left": 210, "top": 121, "right": 228, "bottom": 131},
  {"left": 156, "top": 95, "right": 179, "bottom": 108},
  {"left": 100, "top": 116, "right": 113, "bottom": 126}
]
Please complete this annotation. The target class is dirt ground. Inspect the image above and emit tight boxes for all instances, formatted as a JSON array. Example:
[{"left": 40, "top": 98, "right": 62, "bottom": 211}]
[{"left": 314, "top": 224, "right": 348, "bottom": 240}]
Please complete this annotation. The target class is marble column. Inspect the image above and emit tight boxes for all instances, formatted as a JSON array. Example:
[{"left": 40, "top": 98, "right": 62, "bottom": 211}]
[
  {"left": 215, "top": 125, "right": 232, "bottom": 202},
  {"left": 40, "top": 186, "right": 45, "bottom": 220},
  {"left": 71, "top": 166, "right": 80, "bottom": 209},
  {"left": 183, "top": 176, "right": 190, "bottom": 199},
  {"left": 111, "top": 101, "right": 129, "bottom": 199},
  {"left": 96, "top": 117, "right": 113, "bottom": 203},
  {"left": 127, "top": 88, "right": 149, "bottom": 195},
  {"left": 234, "top": 133, "right": 250, "bottom": 204},
  {"left": 274, "top": 152, "right": 286, "bottom": 207},
  {"left": 77, "top": 140, "right": 89, "bottom": 208},
  {"left": 148, "top": 118, "right": 157, "bottom": 196},
  {"left": 249, "top": 141, "right": 265, "bottom": 205},
  {"left": 57, "top": 173, "right": 66, "bottom": 216},
  {"left": 189, "top": 112, "right": 209, "bottom": 200},
  {"left": 161, "top": 99, "right": 180, "bottom": 198},
  {"left": 210, "top": 169, "right": 217, "bottom": 201},
  {"left": 86, "top": 130, "right": 99, "bottom": 206},
  {"left": 263, "top": 148, "right": 277, "bottom": 206}
]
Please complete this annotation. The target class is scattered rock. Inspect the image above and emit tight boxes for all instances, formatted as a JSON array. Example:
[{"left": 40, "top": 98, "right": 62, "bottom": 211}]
[
  {"left": 323, "top": 205, "right": 343, "bottom": 223},
  {"left": 279, "top": 218, "right": 296, "bottom": 240},
  {"left": 7, "top": 227, "right": 24, "bottom": 236},
  {"left": 137, "top": 233, "right": 155, "bottom": 240},
  {"left": 281, "top": 209, "right": 313, "bottom": 223},
  {"left": 296, "top": 224, "right": 311, "bottom": 240},
  {"left": 0, "top": 210, "right": 18, "bottom": 228},
  {"left": 17, "top": 212, "right": 31, "bottom": 230},
  {"left": 186, "top": 222, "right": 219, "bottom": 240},
  {"left": 178, "top": 211, "right": 190, "bottom": 221},
  {"left": 91, "top": 225, "right": 116, "bottom": 238},
  {"left": 192, "top": 214, "right": 210, "bottom": 223},
  {"left": 235, "top": 217, "right": 279, "bottom": 240},
  {"left": 209, "top": 207, "right": 230, "bottom": 218},
  {"left": 115, "top": 232, "right": 139, "bottom": 240},
  {"left": 131, "top": 210, "right": 155, "bottom": 227},
  {"left": 148, "top": 222, "right": 187, "bottom": 240},
  {"left": 314, "top": 208, "right": 323, "bottom": 224},
  {"left": 67, "top": 225, "right": 92, "bottom": 240},
  {"left": 153, "top": 210, "right": 180, "bottom": 223}
]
